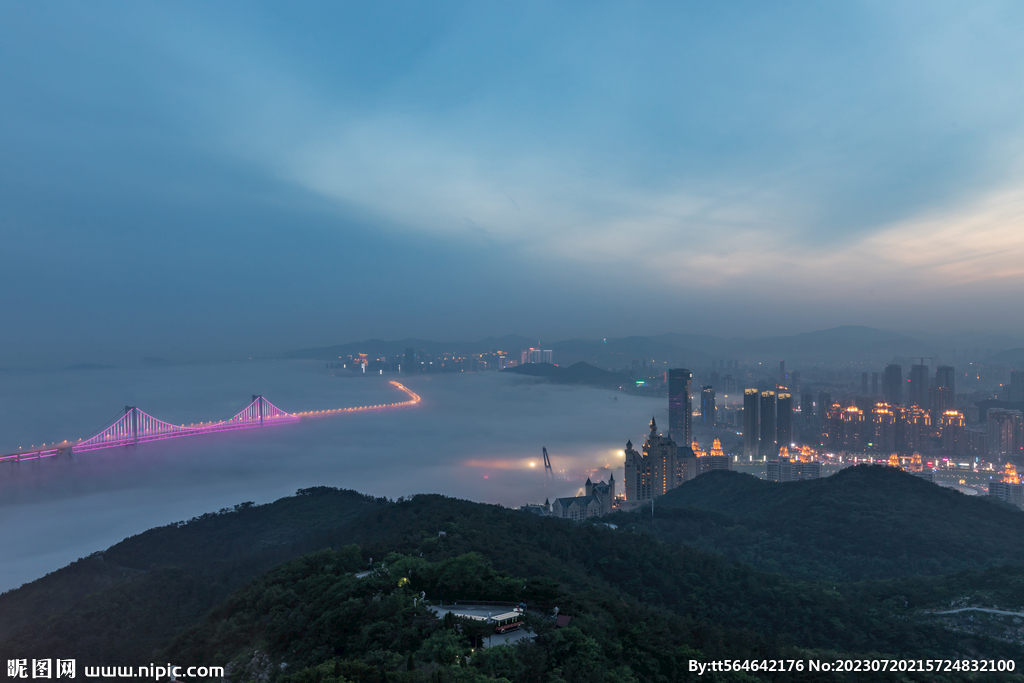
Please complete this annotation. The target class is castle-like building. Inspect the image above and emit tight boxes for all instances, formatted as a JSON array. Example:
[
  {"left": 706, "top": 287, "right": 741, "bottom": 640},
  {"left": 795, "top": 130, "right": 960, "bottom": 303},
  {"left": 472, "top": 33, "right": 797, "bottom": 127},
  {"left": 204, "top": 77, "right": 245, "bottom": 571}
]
[
  {"left": 543, "top": 415, "right": 735, "bottom": 519},
  {"left": 550, "top": 475, "right": 616, "bottom": 520},
  {"left": 693, "top": 437, "right": 731, "bottom": 475},
  {"left": 766, "top": 445, "right": 822, "bottom": 482},
  {"left": 623, "top": 417, "right": 699, "bottom": 506}
]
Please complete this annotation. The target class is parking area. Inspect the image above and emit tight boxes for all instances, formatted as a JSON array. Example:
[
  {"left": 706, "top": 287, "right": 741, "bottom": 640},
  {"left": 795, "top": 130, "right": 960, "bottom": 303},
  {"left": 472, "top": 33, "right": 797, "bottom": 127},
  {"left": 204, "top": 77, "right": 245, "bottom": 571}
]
[{"left": 429, "top": 604, "right": 535, "bottom": 647}]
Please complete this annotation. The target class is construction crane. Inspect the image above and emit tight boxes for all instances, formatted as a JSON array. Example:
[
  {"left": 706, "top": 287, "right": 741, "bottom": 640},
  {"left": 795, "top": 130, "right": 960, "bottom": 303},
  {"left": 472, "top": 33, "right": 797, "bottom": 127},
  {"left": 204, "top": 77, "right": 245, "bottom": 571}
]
[
  {"left": 896, "top": 356, "right": 934, "bottom": 366},
  {"left": 542, "top": 447, "right": 553, "bottom": 477}
]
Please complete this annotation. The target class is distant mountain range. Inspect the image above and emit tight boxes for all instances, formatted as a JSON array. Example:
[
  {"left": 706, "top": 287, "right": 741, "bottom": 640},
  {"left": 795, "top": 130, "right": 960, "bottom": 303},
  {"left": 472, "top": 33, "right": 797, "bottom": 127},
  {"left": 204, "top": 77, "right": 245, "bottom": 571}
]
[{"left": 290, "top": 326, "right": 1024, "bottom": 366}]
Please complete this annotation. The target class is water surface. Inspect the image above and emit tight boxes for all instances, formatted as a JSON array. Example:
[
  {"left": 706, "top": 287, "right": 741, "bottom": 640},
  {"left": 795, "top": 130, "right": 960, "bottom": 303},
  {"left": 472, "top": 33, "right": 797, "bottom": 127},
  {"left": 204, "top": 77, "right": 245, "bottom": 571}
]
[{"left": 0, "top": 361, "right": 663, "bottom": 592}]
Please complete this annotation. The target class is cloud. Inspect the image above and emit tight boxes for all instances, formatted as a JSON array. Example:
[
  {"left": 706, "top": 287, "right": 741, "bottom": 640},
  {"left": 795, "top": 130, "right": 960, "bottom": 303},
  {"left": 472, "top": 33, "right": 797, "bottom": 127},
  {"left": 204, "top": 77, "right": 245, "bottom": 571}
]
[{"left": 4, "top": 0, "right": 1024, "bottom": 358}]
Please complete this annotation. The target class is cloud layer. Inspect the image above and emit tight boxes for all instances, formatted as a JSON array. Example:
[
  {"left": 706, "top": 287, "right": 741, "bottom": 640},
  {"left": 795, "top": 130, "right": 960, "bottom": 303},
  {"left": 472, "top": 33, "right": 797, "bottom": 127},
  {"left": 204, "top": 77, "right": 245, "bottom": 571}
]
[{"left": 2, "top": 2, "right": 1024, "bottom": 364}]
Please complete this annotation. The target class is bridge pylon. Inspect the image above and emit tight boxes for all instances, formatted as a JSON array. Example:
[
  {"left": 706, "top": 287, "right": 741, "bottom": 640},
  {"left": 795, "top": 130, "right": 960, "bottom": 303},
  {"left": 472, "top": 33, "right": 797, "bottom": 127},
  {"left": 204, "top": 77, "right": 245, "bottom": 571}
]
[{"left": 126, "top": 406, "right": 139, "bottom": 445}]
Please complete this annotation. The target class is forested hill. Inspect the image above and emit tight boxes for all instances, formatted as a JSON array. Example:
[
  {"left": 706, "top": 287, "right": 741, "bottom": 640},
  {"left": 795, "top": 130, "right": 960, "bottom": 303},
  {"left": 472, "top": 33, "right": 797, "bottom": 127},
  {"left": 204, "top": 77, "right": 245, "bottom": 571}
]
[
  {"left": 627, "top": 464, "right": 1024, "bottom": 580},
  {"left": 4, "top": 487, "right": 1024, "bottom": 681},
  {"left": 502, "top": 361, "right": 625, "bottom": 387},
  {"left": 0, "top": 489, "right": 380, "bottom": 647}
]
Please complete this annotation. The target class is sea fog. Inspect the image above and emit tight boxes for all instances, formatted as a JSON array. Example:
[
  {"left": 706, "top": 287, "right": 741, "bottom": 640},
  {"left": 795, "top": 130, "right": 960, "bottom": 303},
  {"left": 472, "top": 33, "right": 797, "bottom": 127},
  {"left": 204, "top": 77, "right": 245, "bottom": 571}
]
[{"left": 0, "top": 361, "right": 664, "bottom": 593}]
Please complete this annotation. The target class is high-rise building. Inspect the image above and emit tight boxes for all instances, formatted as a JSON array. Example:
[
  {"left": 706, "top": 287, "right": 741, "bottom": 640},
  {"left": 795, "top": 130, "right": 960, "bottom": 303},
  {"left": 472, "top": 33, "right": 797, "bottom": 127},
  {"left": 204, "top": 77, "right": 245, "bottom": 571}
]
[
  {"left": 700, "top": 386, "right": 716, "bottom": 426},
  {"left": 940, "top": 410, "right": 965, "bottom": 455},
  {"left": 1010, "top": 370, "right": 1024, "bottom": 403},
  {"left": 696, "top": 438, "right": 730, "bottom": 474},
  {"left": 521, "top": 348, "right": 553, "bottom": 365},
  {"left": 908, "top": 364, "right": 929, "bottom": 408},
  {"left": 779, "top": 361, "right": 786, "bottom": 388},
  {"left": 800, "top": 393, "right": 814, "bottom": 424},
  {"left": 821, "top": 403, "right": 842, "bottom": 452},
  {"left": 776, "top": 393, "right": 793, "bottom": 449},
  {"left": 623, "top": 438, "right": 652, "bottom": 502},
  {"left": 767, "top": 446, "right": 822, "bottom": 481},
  {"left": 906, "top": 406, "right": 932, "bottom": 454},
  {"left": 988, "top": 410, "right": 1023, "bottom": 458},
  {"left": 989, "top": 464, "right": 1024, "bottom": 508},
  {"left": 817, "top": 392, "right": 832, "bottom": 422},
  {"left": 839, "top": 406, "right": 866, "bottom": 452},
  {"left": 935, "top": 365, "right": 956, "bottom": 396},
  {"left": 759, "top": 391, "right": 777, "bottom": 459},
  {"left": 668, "top": 369, "right": 693, "bottom": 444},
  {"left": 403, "top": 347, "right": 416, "bottom": 374},
  {"left": 870, "top": 403, "right": 897, "bottom": 453},
  {"left": 792, "top": 370, "right": 801, "bottom": 397},
  {"left": 624, "top": 417, "right": 699, "bottom": 501},
  {"left": 743, "top": 388, "right": 759, "bottom": 460},
  {"left": 884, "top": 365, "right": 903, "bottom": 406},
  {"left": 929, "top": 385, "right": 954, "bottom": 428}
]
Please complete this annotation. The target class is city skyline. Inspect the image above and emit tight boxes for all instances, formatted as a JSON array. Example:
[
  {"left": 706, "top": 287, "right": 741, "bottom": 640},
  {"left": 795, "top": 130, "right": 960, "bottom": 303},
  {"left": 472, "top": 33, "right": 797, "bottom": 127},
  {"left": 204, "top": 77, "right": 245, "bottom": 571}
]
[{"left": 3, "top": 2, "right": 1024, "bottom": 367}]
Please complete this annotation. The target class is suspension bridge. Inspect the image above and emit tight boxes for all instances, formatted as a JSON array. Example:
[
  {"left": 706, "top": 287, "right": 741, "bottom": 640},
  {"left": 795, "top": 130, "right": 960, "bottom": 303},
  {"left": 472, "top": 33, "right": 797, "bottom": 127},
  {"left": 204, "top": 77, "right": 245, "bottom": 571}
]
[{"left": 0, "top": 381, "right": 421, "bottom": 464}]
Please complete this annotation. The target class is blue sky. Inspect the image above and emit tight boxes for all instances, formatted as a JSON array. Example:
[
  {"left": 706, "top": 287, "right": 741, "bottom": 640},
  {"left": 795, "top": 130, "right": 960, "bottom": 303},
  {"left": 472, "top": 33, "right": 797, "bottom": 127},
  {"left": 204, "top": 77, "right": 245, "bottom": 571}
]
[{"left": 2, "top": 2, "right": 1024, "bottom": 365}]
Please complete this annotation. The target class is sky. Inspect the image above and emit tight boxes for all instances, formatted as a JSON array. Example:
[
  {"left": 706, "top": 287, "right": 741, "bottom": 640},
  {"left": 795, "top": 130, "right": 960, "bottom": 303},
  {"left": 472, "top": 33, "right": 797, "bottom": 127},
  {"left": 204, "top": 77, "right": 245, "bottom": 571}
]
[{"left": 2, "top": 1, "right": 1024, "bottom": 366}]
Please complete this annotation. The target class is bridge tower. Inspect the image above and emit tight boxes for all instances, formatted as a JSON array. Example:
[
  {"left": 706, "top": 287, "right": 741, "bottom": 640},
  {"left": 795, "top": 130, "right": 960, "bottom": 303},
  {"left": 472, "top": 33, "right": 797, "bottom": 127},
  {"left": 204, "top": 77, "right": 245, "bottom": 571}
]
[
  {"left": 253, "top": 395, "right": 264, "bottom": 425},
  {"left": 125, "top": 406, "right": 139, "bottom": 445}
]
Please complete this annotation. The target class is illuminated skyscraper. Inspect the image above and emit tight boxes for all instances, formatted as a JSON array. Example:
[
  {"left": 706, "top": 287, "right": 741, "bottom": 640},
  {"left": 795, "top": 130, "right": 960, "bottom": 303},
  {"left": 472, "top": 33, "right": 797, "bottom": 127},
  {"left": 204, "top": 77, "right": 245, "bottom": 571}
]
[
  {"left": 871, "top": 403, "right": 897, "bottom": 453},
  {"left": 699, "top": 438, "right": 731, "bottom": 473},
  {"left": 776, "top": 393, "right": 793, "bottom": 449},
  {"left": 669, "top": 368, "right": 692, "bottom": 444},
  {"left": 743, "top": 388, "right": 759, "bottom": 459},
  {"left": 839, "top": 406, "right": 866, "bottom": 452},
  {"left": 989, "top": 463, "right": 1024, "bottom": 508},
  {"left": 940, "top": 410, "right": 965, "bottom": 455},
  {"left": 988, "top": 410, "right": 1022, "bottom": 458},
  {"left": 700, "top": 385, "right": 716, "bottom": 426},
  {"left": 884, "top": 365, "right": 903, "bottom": 406},
  {"left": 759, "top": 390, "right": 777, "bottom": 459},
  {"left": 906, "top": 406, "right": 931, "bottom": 454},
  {"left": 821, "top": 402, "right": 842, "bottom": 451},
  {"left": 908, "top": 364, "right": 929, "bottom": 408}
]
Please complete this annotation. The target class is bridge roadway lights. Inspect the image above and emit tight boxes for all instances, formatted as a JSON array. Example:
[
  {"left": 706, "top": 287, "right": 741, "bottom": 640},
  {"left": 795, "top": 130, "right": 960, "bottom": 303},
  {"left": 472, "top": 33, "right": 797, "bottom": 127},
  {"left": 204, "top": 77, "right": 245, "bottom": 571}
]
[{"left": 0, "top": 382, "right": 420, "bottom": 463}]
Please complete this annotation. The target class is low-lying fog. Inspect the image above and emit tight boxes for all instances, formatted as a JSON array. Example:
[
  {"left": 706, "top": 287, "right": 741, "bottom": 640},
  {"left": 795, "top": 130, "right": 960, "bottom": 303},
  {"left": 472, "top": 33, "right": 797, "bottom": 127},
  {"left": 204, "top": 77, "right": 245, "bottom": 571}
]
[{"left": 0, "top": 361, "right": 664, "bottom": 593}]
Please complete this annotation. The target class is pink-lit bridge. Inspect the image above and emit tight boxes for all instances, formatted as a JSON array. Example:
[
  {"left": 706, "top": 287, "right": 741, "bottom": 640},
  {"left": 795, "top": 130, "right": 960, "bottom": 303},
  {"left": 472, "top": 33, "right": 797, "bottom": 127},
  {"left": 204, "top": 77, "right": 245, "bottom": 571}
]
[{"left": 0, "top": 381, "right": 421, "bottom": 464}]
